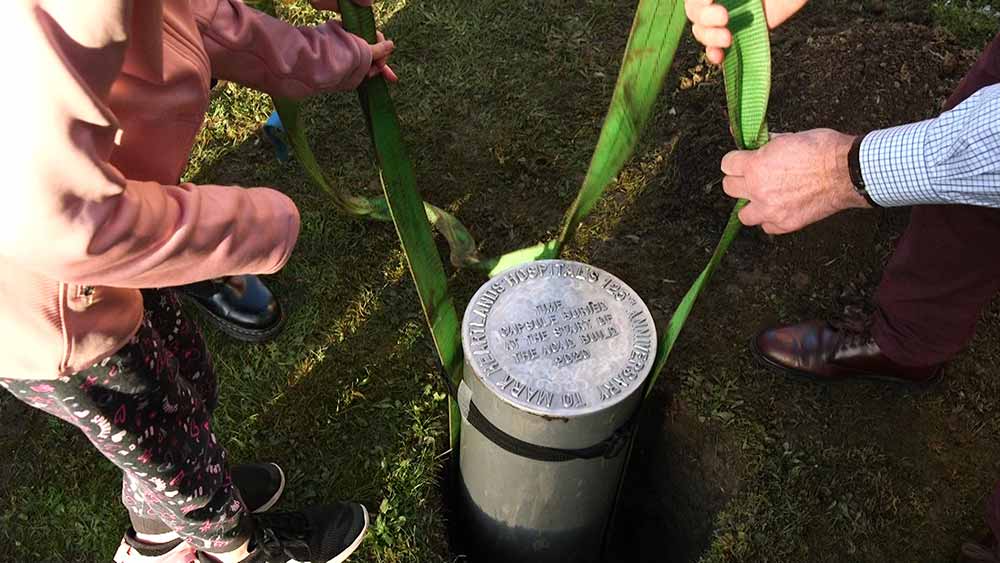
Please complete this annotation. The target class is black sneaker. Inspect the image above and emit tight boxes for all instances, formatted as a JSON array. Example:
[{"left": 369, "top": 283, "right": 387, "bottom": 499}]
[
  {"left": 231, "top": 503, "right": 369, "bottom": 563},
  {"left": 233, "top": 463, "right": 285, "bottom": 514},
  {"left": 114, "top": 463, "right": 284, "bottom": 562}
]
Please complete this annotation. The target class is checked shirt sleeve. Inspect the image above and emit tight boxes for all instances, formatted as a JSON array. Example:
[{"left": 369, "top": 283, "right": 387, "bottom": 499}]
[{"left": 859, "top": 83, "right": 1000, "bottom": 208}]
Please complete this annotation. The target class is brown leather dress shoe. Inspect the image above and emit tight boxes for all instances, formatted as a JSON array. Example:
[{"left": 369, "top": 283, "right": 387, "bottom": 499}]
[{"left": 751, "top": 319, "right": 943, "bottom": 385}]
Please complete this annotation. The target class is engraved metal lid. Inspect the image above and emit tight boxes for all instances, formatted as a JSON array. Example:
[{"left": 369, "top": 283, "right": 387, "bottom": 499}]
[{"left": 462, "top": 260, "right": 657, "bottom": 417}]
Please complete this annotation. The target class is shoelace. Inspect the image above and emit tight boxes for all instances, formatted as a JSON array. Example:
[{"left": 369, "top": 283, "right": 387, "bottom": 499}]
[
  {"left": 829, "top": 307, "right": 875, "bottom": 354},
  {"left": 253, "top": 512, "right": 312, "bottom": 559}
]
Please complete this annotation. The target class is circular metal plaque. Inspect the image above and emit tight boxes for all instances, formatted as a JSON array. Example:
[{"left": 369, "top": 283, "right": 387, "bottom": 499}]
[{"left": 462, "top": 260, "right": 657, "bottom": 417}]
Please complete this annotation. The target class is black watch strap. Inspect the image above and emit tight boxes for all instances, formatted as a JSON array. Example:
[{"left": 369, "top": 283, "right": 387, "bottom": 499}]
[{"left": 848, "top": 134, "right": 879, "bottom": 208}]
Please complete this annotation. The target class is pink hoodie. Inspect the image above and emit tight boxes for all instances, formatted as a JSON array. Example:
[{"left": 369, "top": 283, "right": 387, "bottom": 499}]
[{"left": 2, "top": 0, "right": 373, "bottom": 380}]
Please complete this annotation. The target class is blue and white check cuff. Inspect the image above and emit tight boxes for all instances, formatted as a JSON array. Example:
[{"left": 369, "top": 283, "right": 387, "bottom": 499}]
[
  {"left": 859, "top": 120, "right": 934, "bottom": 207},
  {"left": 859, "top": 83, "right": 1000, "bottom": 209}
]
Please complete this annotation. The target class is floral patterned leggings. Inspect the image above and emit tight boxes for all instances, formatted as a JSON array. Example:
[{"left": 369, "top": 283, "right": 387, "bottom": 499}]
[{"left": 0, "top": 290, "right": 249, "bottom": 553}]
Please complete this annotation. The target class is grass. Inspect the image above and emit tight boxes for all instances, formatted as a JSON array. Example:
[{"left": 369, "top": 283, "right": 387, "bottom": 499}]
[
  {"left": 3, "top": 1, "right": 1000, "bottom": 562},
  {"left": 1, "top": 0, "right": 629, "bottom": 559},
  {"left": 932, "top": 0, "right": 1000, "bottom": 47},
  {"left": 685, "top": 312, "right": 1000, "bottom": 562}
]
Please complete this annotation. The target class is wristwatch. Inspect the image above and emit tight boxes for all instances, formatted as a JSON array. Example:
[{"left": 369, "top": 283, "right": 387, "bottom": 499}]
[{"left": 848, "top": 133, "right": 879, "bottom": 207}]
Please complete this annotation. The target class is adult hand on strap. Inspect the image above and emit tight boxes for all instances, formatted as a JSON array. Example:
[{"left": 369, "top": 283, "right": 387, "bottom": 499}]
[
  {"left": 720, "top": 129, "right": 869, "bottom": 234},
  {"left": 685, "top": 0, "right": 808, "bottom": 64},
  {"left": 309, "top": 0, "right": 399, "bottom": 83}
]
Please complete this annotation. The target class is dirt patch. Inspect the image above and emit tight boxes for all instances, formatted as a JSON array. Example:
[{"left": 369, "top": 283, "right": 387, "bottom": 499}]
[{"left": 599, "top": 11, "right": 985, "bottom": 563}]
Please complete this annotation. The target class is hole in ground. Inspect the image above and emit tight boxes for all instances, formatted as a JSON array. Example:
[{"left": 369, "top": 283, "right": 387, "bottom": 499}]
[
  {"left": 440, "top": 453, "right": 473, "bottom": 562},
  {"left": 606, "top": 394, "right": 739, "bottom": 562},
  {"left": 440, "top": 393, "right": 733, "bottom": 562}
]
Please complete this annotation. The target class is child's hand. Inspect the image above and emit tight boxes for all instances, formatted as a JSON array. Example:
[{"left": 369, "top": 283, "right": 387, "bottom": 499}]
[
  {"left": 685, "top": 0, "right": 808, "bottom": 64},
  {"left": 368, "top": 31, "right": 398, "bottom": 83},
  {"left": 309, "top": 0, "right": 398, "bottom": 83}
]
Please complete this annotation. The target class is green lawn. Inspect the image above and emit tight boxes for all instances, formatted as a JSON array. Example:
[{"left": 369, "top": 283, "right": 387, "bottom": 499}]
[
  {"left": 932, "top": 0, "right": 1000, "bottom": 47},
  {"left": 2, "top": 1, "right": 1000, "bottom": 562}
]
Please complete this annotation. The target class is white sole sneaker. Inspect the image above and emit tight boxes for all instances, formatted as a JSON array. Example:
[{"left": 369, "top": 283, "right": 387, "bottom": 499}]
[
  {"left": 113, "top": 534, "right": 199, "bottom": 563},
  {"left": 251, "top": 463, "right": 285, "bottom": 514},
  {"left": 288, "top": 505, "right": 369, "bottom": 563}
]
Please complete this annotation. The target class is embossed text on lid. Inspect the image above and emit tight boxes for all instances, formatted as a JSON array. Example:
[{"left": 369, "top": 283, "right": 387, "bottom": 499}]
[{"left": 462, "top": 260, "right": 657, "bottom": 417}]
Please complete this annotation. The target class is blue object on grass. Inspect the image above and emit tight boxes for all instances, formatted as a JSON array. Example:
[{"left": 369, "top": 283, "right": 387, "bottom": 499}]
[{"left": 262, "top": 110, "right": 290, "bottom": 162}]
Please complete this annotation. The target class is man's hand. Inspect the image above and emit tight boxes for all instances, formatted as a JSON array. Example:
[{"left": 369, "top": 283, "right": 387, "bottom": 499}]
[
  {"left": 685, "top": 0, "right": 808, "bottom": 64},
  {"left": 308, "top": 0, "right": 398, "bottom": 83},
  {"left": 720, "top": 129, "right": 870, "bottom": 234}
]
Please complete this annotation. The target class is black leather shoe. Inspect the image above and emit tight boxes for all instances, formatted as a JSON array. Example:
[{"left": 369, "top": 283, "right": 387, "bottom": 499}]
[
  {"left": 751, "top": 318, "right": 943, "bottom": 385},
  {"left": 177, "top": 275, "right": 284, "bottom": 343}
]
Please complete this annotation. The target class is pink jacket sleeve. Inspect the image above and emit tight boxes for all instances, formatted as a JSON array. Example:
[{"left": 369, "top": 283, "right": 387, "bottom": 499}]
[
  {"left": 191, "top": 0, "right": 373, "bottom": 99},
  {"left": 1, "top": 1, "right": 300, "bottom": 288}
]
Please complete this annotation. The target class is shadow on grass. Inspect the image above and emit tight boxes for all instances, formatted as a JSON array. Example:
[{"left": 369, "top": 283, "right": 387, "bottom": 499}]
[
  {"left": 579, "top": 4, "right": 1000, "bottom": 562},
  {"left": 7, "top": 0, "right": 997, "bottom": 562}
]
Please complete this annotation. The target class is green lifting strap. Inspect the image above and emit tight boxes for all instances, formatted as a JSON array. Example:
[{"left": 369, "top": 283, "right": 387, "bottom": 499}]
[
  {"left": 263, "top": 0, "right": 768, "bottom": 454},
  {"left": 338, "top": 3, "right": 466, "bottom": 449},
  {"left": 485, "top": 0, "right": 689, "bottom": 275},
  {"left": 606, "top": 0, "right": 771, "bottom": 555},
  {"left": 271, "top": 96, "right": 484, "bottom": 270},
  {"left": 264, "top": 0, "right": 686, "bottom": 277},
  {"left": 555, "top": 0, "right": 688, "bottom": 254},
  {"left": 646, "top": 0, "right": 771, "bottom": 395}
]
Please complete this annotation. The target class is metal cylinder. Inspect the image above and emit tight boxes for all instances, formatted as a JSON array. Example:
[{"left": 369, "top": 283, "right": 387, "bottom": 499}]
[{"left": 458, "top": 260, "right": 657, "bottom": 563}]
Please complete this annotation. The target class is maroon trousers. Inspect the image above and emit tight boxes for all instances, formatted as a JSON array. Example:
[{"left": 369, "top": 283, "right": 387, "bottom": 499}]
[
  {"left": 872, "top": 32, "right": 1000, "bottom": 368},
  {"left": 868, "top": 33, "right": 1000, "bottom": 542}
]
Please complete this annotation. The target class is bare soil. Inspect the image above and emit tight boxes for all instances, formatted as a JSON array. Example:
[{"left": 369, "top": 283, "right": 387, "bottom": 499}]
[{"left": 603, "top": 6, "right": 1000, "bottom": 561}]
